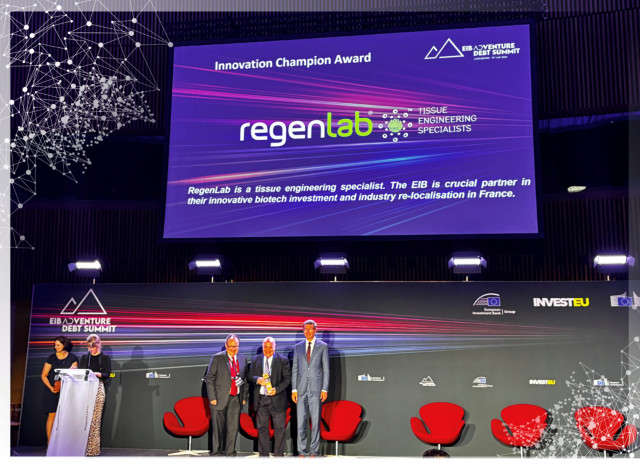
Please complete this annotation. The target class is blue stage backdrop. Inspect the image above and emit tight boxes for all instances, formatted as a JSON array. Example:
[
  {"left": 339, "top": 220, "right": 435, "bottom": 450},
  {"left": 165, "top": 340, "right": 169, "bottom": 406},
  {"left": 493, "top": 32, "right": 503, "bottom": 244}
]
[{"left": 19, "top": 281, "right": 635, "bottom": 456}]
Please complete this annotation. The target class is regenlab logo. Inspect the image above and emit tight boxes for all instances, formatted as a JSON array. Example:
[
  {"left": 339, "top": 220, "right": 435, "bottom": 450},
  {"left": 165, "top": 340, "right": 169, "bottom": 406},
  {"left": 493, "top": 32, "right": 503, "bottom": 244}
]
[
  {"left": 239, "top": 111, "right": 373, "bottom": 147},
  {"left": 473, "top": 293, "right": 501, "bottom": 307},
  {"left": 376, "top": 108, "right": 413, "bottom": 142},
  {"left": 241, "top": 108, "right": 417, "bottom": 147},
  {"left": 424, "top": 38, "right": 464, "bottom": 60},
  {"left": 419, "top": 376, "right": 436, "bottom": 387},
  {"left": 610, "top": 291, "right": 640, "bottom": 309}
]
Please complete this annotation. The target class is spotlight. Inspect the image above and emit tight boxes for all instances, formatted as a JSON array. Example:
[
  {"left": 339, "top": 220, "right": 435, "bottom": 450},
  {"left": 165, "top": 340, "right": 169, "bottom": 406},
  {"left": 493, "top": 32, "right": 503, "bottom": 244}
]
[
  {"left": 448, "top": 252, "right": 486, "bottom": 277},
  {"left": 314, "top": 254, "right": 349, "bottom": 277},
  {"left": 68, "top": 260, "right": 102, "bottom": 284},
  {"left": 189, "top": 257, "right": 223, "bottom": 281},
  {"left": 189, "top": 259, "right": 222, "bottom": 270},
  {"left": 68, "top": 260, "right": 102, "bottom": 272},
  {"left": 593, "top": 254, "right": 634, "bottom": 267},
  {"left": 594, "top": 253, "right": 635, "bottom": 279}
]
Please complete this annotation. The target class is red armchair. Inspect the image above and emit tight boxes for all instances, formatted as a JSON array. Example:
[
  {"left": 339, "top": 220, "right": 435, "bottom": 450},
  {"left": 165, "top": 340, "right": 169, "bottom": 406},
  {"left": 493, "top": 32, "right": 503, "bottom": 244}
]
[
  {"left": 410, "top": 402, "right": 465, "bottom": 450},
  {"left": 240, "top": 406, "right": 291, "bottom": 439},
  {"left": 491, "top": 403, "right": 548, "bottom": 457},
  {"left": 575, "top": 406, "right": 637, "bottom": 456},
  {"left": 163, "top": 396, "right": 211, "bottom": 456},
  {"left": 320, "top": 400, "right": 363, "bottom": 456}
]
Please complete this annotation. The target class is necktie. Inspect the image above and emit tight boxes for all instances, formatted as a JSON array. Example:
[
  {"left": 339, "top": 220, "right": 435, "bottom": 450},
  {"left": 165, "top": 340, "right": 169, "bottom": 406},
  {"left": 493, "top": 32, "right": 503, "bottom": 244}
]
[
  {"left": 306, "top": 342, "right": 311, "bottom": 364},
  {"left": 230, "top": 357, "right": 238, "bottom": 396},
  {"left": 261, "top": 357, "right": 270, "bottom": 395}
]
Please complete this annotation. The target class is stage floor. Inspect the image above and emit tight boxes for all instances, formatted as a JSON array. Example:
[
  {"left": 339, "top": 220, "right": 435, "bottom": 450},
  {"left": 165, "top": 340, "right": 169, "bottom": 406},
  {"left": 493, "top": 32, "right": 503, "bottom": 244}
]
[{"left": 11, "top": 446, "right": 263, "bottom": 457}]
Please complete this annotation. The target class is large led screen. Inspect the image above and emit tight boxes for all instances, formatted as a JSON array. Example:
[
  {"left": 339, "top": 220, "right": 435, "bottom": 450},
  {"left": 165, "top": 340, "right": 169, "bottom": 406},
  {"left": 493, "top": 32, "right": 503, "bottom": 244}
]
[{"left": 164, "top": 24, "right": 538, "bottom": 238}]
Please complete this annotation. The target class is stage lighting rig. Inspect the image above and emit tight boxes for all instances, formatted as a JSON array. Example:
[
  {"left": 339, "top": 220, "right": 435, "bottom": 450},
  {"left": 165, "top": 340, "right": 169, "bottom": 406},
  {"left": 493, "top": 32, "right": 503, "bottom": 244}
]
[
  {"left": 593, "top": 253, "right": 635, "bottom": 280},
  {"left": 188, "top": 257, "right": 223, "bottom": 282},
  {"left": 68, "top": 260, "right": 102, "bottom": 284},
  {"left": 314, "top": 254, "right": 349, "bottom": 281},
  {"left": 448, "top": 252, "right": 486, "bottom": 281}
]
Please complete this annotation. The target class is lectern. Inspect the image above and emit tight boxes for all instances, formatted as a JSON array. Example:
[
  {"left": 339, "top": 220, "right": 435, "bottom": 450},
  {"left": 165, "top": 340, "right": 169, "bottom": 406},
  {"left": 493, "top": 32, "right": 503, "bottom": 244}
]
[{"left": 47, "top": 368, "right": 99, "bottom": 456}]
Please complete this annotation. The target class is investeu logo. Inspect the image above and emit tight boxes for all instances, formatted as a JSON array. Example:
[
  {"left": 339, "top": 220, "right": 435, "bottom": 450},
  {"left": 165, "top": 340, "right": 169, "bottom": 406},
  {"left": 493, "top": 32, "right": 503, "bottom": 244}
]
[
  {"left": 240, "top": 111, "right": 373, "bottom": 147},
  {"left": 532, "top": 297, "right": 590, "bottom": 307}
]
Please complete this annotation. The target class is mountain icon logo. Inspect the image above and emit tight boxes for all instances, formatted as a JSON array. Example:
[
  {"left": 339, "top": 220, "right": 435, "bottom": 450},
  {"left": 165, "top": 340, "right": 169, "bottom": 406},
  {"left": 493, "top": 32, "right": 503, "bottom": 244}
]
[
  {"left": 60, "top": 289, "right": 107, "bottom": 315},
  {"left": 425, "top": 38, "right": 464, "bottom": 60}
]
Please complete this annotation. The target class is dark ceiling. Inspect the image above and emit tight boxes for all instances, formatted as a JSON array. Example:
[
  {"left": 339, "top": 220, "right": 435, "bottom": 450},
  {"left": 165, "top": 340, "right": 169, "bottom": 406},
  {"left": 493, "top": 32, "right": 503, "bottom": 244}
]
[
  {"left": 8, "top": 4, "right": 639, "bottom": 299},
  {"left": 12, "top": 7, "right": 637, "bottom": 203}
]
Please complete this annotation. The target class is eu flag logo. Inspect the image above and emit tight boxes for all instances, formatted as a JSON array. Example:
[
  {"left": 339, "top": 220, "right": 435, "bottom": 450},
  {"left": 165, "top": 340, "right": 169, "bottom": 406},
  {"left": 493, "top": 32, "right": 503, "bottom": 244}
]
[{"left": 618, "top": 297, "right": 633, "bottom": 306}]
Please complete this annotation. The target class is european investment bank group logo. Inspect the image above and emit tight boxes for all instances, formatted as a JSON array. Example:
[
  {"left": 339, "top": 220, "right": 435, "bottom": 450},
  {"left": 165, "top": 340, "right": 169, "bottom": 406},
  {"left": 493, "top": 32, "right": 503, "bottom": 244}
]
[
  {"left": 358, "top": 373, "right": 385, "bottom": 382},
  {"left": 472, "top": 293, "right": 516, "bottom": 316},
  {"left": 473, "top": 293, "right": 501, "bottom": 307}
]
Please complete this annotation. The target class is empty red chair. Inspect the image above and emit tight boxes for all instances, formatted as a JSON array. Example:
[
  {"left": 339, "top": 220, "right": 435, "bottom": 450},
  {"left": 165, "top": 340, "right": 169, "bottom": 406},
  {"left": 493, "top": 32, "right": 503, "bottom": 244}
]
[
  {"left": 575, "top": 406, "right": 637, "bottom": 456},
  {"left": 240, "top": 406, "right": 291, "bottom": 439},
  {"left": 239, "top": 410, "right": 260, "bottom": 439},
  {"left": 320, "top": 400, "right": 363, "bottom": 456},
  {"left": 410, "top": 402, "right": 465, "bottom": 450},
  {"left": 163, "top": 396, "right": 211, "bottom": 456},
  {"left": 491, "top": 404, "right": 548, "bottom": 457}
]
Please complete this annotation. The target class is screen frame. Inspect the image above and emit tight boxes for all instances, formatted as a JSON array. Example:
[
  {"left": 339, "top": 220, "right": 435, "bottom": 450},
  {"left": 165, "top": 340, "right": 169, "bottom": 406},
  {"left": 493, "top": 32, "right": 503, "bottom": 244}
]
[{"left": 160, "top": 19, "right": 543, "bottom": 244}]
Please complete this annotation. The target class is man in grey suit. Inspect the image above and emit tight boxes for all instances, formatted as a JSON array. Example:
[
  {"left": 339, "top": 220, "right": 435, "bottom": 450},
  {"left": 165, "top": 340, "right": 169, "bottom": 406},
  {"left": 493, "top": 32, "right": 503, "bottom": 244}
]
[
  {"left": 291, "top": 319, "right": 329, "bottom": 457},
  {"left": 249, "top": 337, "right": 291, "bottom": 456},
  {"left": 205, "top": 334, "right": 248, "bottom": 456}
]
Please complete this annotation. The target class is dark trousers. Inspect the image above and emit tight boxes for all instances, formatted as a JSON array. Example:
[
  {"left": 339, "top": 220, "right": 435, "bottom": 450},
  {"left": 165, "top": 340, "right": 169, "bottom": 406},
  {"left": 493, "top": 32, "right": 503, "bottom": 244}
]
[
  {"left": 256, "top": 395, "right": 287, "bottom": 456},
  {"left": 211, "top": 395, "right": 241, "bottom": 455}
]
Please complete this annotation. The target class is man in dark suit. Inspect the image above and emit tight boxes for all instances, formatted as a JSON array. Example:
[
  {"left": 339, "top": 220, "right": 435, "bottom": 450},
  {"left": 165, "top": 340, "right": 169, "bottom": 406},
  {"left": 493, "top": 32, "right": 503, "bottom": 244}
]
[
  {"left": 249, "top": 337, "right": 291, "bottom": 456},
  {"left": 292, "top": 319, "right": 329, "bottom": 457},
  {"left": 205, "top": 334, "right": 248, "bottom": 456}
]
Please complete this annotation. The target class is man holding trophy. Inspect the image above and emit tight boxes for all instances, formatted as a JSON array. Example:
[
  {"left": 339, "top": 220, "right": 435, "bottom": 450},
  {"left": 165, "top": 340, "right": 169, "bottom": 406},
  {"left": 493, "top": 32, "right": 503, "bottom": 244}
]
[{"left": 249, "top": 337, "right": 291, "bottom": 456}]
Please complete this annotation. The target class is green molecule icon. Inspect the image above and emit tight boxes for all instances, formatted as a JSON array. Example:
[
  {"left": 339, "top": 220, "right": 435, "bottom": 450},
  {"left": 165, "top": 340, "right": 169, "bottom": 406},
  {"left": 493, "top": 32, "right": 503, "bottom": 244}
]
[{"left": 387, "top": 118, "right": 403, "bottom": 133}]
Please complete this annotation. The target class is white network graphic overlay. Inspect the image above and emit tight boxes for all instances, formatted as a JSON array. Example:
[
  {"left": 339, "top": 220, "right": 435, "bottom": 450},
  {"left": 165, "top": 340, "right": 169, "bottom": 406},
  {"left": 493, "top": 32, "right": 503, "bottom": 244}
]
[
  {"left": 498, "top": 337, "right": 640, "bottom": 458},
  {"left": 1, "top": 0, "right": 172, "bottom": 249}
]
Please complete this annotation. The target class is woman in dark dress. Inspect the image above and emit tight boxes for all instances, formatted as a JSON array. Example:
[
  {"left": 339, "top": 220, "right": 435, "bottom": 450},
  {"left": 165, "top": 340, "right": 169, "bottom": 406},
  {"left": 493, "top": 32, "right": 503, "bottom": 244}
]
[
  {"left": 78, "top": 334, "right": 112, "bottom": 456},
  {"left": 40, "top": 335, "right": 78, "bottom": 443}
]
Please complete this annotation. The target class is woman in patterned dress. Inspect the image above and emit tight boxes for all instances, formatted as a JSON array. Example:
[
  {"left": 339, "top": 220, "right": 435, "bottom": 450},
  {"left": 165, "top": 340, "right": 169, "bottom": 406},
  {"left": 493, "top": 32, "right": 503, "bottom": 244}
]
[
  {"left": 41, "top": 335, "right": 78, "bottom": 443},
  {"left": 78, "top": 334, "right": 112, "bottom": 456}
]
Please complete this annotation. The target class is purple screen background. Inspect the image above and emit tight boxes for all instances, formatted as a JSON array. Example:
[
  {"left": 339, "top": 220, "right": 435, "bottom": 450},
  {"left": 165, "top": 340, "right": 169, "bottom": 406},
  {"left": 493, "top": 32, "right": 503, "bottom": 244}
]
[{"left": 164, "top": 25, "right": 537, "bottom": 238}]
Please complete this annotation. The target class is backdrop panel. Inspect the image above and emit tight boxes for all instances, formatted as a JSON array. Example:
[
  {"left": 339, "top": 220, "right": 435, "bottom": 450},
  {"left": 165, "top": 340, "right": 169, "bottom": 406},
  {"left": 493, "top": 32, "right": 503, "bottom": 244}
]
[{"left": 19, "top": 281, "right": 635, "bottom": 456}]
